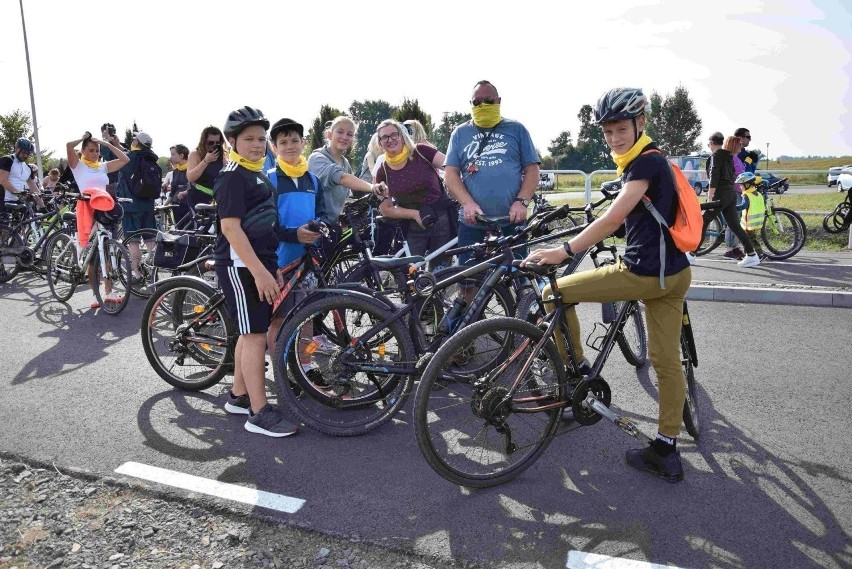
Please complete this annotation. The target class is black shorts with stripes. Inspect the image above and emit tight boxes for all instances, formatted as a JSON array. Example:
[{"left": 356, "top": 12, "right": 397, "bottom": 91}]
[{"left": 215, "top": 265, "right": 275, "bottom": 335}]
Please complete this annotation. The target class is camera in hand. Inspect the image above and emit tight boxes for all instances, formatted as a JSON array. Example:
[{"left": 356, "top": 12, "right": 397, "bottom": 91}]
[{"left": 212, "top": 143, "right": 223, "bottom": 153}]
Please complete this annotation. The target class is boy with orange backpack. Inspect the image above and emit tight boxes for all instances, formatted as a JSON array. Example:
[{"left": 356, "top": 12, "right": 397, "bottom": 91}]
[{"left": 523, "top": 87, "right": 692, "bottom": 483}]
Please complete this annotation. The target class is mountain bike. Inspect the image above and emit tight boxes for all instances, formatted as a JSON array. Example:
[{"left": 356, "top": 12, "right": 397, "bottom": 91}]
[
  {"left": 44, "top": 195, "right": 134, "bottom": 315},
  {"left": 413, "top": 260, "right": 700, "bottom": 488},
  {"left": 696, "top": 177, "right": 806, "bottom": 259},
  {"left": 822, "top": 187, "right": 851, "bottom": 234}
]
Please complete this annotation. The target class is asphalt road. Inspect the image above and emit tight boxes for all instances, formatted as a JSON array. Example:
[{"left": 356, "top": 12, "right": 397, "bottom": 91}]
[{"left": 1, "top": 274, "right": 850, "bottom": 568}]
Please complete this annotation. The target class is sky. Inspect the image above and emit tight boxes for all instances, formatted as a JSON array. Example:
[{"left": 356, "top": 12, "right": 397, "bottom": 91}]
[{"left": 1, "top": 0, "right": 850, "bottom": 165}]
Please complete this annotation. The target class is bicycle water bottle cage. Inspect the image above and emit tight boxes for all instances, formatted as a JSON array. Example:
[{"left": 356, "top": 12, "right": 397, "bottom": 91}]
[{"left": 586, "top": 322, "right": 609, "bottom": 353}]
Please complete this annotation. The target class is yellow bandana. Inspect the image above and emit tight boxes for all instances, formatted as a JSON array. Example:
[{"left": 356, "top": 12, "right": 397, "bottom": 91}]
[
  {"left": 229, "top": 149, "right": 264, "bottom": 172},
  {"left": 471, "top": 104, "right": 501, "bottom": 128},
  {"left": 175, "top": 163, "right": 188, "bottom": 171},
  {"left": 384, "top": 144, "right": 409, "bottom": 167},
  {"left": 130, "top": 143, "right": 140, "bottom": 151},
  {"left": 80, "top": 157, "right": 100, "bottom": 169},
  {"left": 277, "top": 155, "right": 308, "bottom": 178},
  {"left": 611, "top": 133, "right": 654, "bottom": 176}
]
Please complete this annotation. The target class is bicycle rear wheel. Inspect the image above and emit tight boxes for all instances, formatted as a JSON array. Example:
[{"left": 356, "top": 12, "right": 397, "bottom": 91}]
[
  {"left": 45, "top": 232, "right": 78, "bottom": 301},
  {"left": 91, "top": 239, "right": 132, "bottom": 315},
  {"left": 0, "top": 232, "right": 23, "bottom": 283},
  {"left": 273, "top": 294, "right": 415, "bottom": 436},
  {"left": 760, "top": 207, "right": 806, "bottom": 260},
  {"left": 414, "top": 317, "right": 566, "bottom": 488},
  {"left": 696, "top": 213, "right": 723, "bottom": 256},
  {"left": 616, "top": 301, "right": 648, "bottom": 367},
  {"left": 822, "top": 203, "right": 851, "bottom": 234},
  {"left": 141, "top": 277, "right": 234, "bottom": 390}
]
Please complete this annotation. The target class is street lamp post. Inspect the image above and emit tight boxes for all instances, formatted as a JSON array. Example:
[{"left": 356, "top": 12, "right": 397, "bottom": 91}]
[
  {"left": 766, "top": 143, "right": 770, "bottom": 170},
  {"left": 18, "top": 0, "right": 43, "bottom": 181}
]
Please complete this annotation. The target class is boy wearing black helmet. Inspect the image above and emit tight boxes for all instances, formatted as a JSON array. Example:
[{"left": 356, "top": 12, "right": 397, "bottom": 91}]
[
  {"left": 215, "top": 106, "right": 298, "bottom": 438},
  {"left": 523, "top": 87, "right": 691, "bottom": 483}
]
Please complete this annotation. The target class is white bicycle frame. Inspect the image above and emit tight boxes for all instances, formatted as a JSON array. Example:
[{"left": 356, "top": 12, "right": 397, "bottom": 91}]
[
  {"left": 389, "top": 235, "right": 459, "bottom": 268},
  {"left": 52, "top": 222, "right": 114, "bottom": 281}
]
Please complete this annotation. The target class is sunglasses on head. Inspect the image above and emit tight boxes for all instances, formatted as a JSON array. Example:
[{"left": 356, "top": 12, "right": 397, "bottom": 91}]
[{"left": 471, "top": 97, "right": 498, "bottom": 107}]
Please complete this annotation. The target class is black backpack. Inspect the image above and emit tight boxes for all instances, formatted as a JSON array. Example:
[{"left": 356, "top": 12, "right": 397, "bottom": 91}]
[{"left": 130, "top": 154, "right": 162, "bottom": 199}]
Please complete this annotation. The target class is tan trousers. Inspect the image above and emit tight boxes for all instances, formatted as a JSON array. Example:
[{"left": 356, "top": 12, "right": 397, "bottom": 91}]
[{"left": 542, "top": 259, "right": 691, "bottom": 437}]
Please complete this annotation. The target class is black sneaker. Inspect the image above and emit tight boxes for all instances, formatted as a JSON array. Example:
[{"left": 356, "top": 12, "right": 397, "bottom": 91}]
[
  {"left": 245, "top": 404, "right": 299, "bottom": 438},
  {"left": 625, "top": 445, "right": 684, "bottom": 482},
  {"left": 224, "top": 391, "right": 250, "bottom": 415}
]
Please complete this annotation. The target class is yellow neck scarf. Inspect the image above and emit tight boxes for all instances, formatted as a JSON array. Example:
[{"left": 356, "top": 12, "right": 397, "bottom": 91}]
[
  {"left": 471, "top": 104, "right": 501, "bottom": 128},
  {"left": 611, "top": 133, "right": 654, "bottom": 176},
  {"left": 384, "top": 144, "right": 409, "bottom": 167},
  {"left": 229, "top": 149, "right": 264, "bottom": 172},
  {"left": 277, "top": 155, "right": 308, "bottom": 178},
  {"left": 175, "top": 163, "right": 188, "bottom": 171},
  {"left": 130, "top": 144, "right": 140, "bottom": 151},
  {"left": 80, "top": 157, "right": 100, "bottom": 169}
]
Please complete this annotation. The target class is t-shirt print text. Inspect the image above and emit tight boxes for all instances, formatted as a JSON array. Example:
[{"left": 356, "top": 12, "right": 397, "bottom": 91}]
[{"left": 464, "top": 133, "right": 508, "bottom": 168}]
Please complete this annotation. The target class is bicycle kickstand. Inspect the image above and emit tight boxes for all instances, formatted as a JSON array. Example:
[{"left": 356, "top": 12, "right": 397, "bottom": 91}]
[{"left": 582, "top": 394, "right": 654, "bottom": 443}]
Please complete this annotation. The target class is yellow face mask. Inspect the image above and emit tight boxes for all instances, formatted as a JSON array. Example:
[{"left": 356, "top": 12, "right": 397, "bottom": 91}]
[
  {"left": 277, "top": 155, "right": 308, "bottom": 178},
  {"left": 471, "top": 104, "right": 501, "bottom": 128},
  {"left": 228, "top": 149, "right": 265, "bottom": 173},
  {"left": 80, "top": 157, "right": 100, "bottom": 169},
  {"left": 611, "top": 133, "right": 654, "bottom": 176}
]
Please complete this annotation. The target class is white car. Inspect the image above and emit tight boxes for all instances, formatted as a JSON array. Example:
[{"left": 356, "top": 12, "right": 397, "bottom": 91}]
[
  {"left": 837, "top": 166, "right": 852, "bottom": 193},
  {"left": 827, "top": 166, "right": 842, "bottom": 188}
]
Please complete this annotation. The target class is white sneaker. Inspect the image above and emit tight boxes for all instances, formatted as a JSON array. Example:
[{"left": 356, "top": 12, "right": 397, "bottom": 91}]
[
  {"left": 685, "top": 252, "right": 696, "bottom": 266},
  {"left": 737, "top": 254, "right": 761, "bottom": 268}
]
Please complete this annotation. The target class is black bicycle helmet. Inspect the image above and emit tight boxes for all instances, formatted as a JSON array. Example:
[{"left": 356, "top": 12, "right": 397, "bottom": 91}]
[
  {"left": 15, "top": 138, "right": 34, "bottom": 153},
  {"left": 94, "top": 202, "right": 124, "bottom": 226},
  {"left": 594, "top": 88, "right": 648, "bottom": 124},
  {"left": 223, "top": 106, "right": 270, "bottom": 138}
]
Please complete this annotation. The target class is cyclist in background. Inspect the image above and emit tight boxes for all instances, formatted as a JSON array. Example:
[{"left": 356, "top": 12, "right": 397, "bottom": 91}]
[
  {"left": 523, "top": 87, "right": 691, "bottom": 483},
  {"left": 0, "top": 138, "right": 46, "bottom": 214},
  {"left": 186, "top": 126, "right": 227, "bottom": 215}
]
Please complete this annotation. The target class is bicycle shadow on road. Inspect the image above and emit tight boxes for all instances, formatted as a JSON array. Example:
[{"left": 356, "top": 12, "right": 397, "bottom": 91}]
[{"left": 12, "top": 297, "right": 141, "bottom": 385}]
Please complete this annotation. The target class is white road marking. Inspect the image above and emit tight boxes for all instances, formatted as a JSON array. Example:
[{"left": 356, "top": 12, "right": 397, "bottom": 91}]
[
  {"left": 567, "top": 550, "right": 689, "bottom": 569},
  {"left": 114, "top": 461, "right": 305, "bottom": 514}
]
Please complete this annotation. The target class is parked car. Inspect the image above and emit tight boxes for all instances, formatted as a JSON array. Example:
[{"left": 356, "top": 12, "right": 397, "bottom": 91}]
[
  {"left": 692, "top": 179, "right": 709, "bottom": 196},
  {"left": 600, "top": 177, "right": 622, "bottom": 193},
  {"left": 760, "top": 172, "right": 789, "bottom": 194},
  {"left": 828, "top": 166, "right": 842, "bottom": 188},
  {"left": 837, "top": 167, "right": 852, "bottom": 193}
]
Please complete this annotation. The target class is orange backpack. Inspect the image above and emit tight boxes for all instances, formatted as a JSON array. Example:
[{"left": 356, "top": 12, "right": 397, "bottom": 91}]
[{"left": 638, "top": 149, "right": 703, "bottom": 288}]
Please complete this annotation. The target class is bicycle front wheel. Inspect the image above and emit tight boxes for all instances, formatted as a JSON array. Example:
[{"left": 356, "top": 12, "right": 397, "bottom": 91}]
[
  {"left": 695, "top": 213, "right": 723, "bottom": 256},
  {"left": 616, "top": 301, "right": 648, "bottom": 367},
  {"left": 45, "top": 232, "right": 78, "bottom": 301},
  {"left": 822, "top": 203, "right": 851, "bottom": 234},
  {"left": 91, "top": 239, "right": 132, "bottom": 315},
  {"left": 141, "top": 277, "right": 234, "bottom": 390},
  {"left": 414, "top": 316, "right": 566, "bottom": 488},
  {"left": 681, "top": 334, "right": 700, "bottom": 441},
  {"left": 760, "top": 207, "right": 806, "bottom": 260},
  {"left": 122, "top": 228, "right": 158, "bottom": 298},
  {"left": 273, "top": 294, "right": 415, "bottom": 436},
  {"left": 0, "top": 231, "right": 23, "bottom": 283}
]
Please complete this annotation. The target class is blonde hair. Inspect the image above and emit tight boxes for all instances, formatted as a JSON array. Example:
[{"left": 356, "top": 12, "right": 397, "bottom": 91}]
[
  {"left": 325, "top": 116, "right": 357, "bottom": 141},
  {"left": 376, "top": 119, "right": 416, "bottom": 159},
  {"left": 723, "top": 135, "right": 741, "bottom": 154},
  {"left": 367, "top": 133, "right": 382, "bottom": 156},
  {"left": 403, "top": 120, "right": 428, "bottom": 144}
]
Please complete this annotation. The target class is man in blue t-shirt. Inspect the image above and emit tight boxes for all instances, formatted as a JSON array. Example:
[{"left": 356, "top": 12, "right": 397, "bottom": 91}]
[{"left": 444, "top": 80, "right": 540, "bottom": 261}]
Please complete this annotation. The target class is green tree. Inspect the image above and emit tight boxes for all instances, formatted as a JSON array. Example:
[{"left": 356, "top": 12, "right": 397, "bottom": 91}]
[
  {"left": 644, "top": 91, "right": 664, "bottom": 143},
  {"left": 655, "top": 86, "right": 702, "bottom": 156},
  {"left": 392, "top": 98, "right": 433, "bottom": 135},
  {"left": 432, "top": 111, "right": 470, "bottom": 153},
  {"left": 575, "top": 104, "right": 611, "bottom": 172},
  {"left": 547, "top": 131, "right": 574, "bottom": 169},
  {"left": 349, "top": 99, "right": 396, "bottom": 158},
  {"left": 0, "top": 109, "right": 33, "bottom": 155},
  {"left": 307, "top": 105, "right": 345, "bottom": 153}
]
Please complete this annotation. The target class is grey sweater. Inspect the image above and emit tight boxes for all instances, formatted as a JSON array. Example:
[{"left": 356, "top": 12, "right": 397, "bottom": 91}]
[{"left": 307, "top": 145, "right": 352, "bottom": 224}]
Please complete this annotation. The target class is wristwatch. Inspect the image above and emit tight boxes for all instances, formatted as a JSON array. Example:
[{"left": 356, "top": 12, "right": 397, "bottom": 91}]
[{"left": 514, "top": 197, "right": 531, "bottom": 207}]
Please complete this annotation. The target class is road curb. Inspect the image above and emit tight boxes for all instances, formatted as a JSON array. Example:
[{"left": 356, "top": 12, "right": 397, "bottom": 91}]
[{"left": 687, "top": 284, "right": 852, "bottom": 308}]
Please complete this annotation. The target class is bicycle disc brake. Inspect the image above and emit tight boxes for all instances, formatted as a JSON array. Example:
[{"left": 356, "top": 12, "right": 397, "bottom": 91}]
[{"left": 571, "top": 376, "right": 611, "bottom": 426}]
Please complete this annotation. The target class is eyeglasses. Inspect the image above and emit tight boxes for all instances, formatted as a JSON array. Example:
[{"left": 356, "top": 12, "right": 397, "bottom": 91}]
[
  {"left": 379, "top": 131, "right": 400, "bottom": 144},
  {"left": 471, "top": 97, "right": 498, "bottom": 107}
]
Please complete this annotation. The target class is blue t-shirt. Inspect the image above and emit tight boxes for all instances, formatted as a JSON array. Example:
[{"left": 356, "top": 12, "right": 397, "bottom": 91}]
[
  {"left": 622, "top": 149, "right": 690, "bottom": 278},
  {"left": 445, "top": 118, "right": 539, "bottom": 225}
]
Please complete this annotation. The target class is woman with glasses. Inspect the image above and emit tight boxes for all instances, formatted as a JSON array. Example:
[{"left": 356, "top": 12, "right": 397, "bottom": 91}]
[
  {"left": 185, "top": 126, "right": 228, "bottom": 223},
  {"left": 374, "top": 119, "right": 452, "bottom": 257}
]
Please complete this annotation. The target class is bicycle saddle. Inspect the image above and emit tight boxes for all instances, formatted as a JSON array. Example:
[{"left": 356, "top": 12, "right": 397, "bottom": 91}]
[{"left": 370, "top": 256, "right": 425, "bottom": 269}]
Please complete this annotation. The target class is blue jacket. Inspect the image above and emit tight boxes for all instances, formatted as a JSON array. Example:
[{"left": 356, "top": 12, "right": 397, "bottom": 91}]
[
  {"left": 116, "top": 147, "right": 158, "bottom": 212},
  {"left": 268, "top": 166, "right": 326, "bottom": 267}
]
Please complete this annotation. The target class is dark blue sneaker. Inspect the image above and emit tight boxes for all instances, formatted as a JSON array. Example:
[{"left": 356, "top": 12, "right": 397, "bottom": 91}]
[
  {"left": 224, "top": 391, "right": 250, "bottom": 415},
  {"left": 245, "top": 404, "right": 299, "bottom": 438},
  {"left": 626, "top": 445, "right": 684, "bottom": 482}
]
